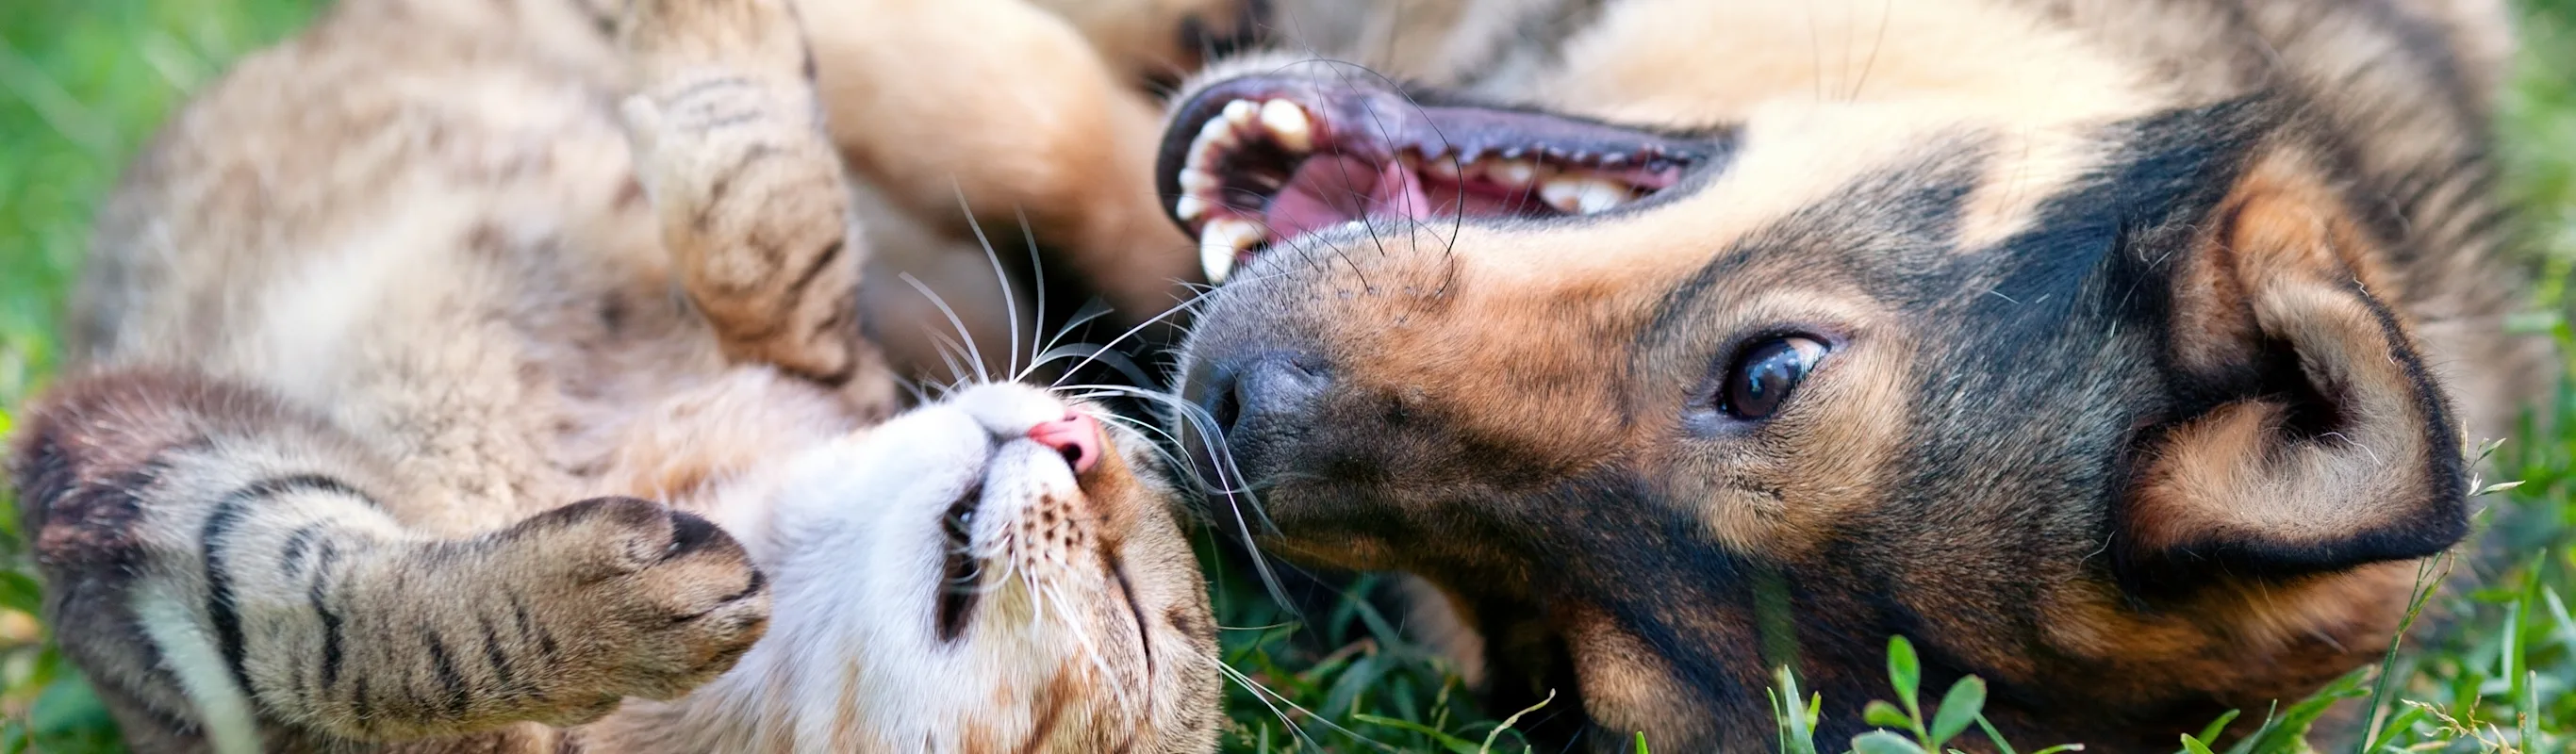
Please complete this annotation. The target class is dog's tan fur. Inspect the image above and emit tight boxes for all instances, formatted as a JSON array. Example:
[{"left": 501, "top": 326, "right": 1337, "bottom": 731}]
[
  {"left": 10, "top": 0, "right": 1232, "bottom": 750},
  {"left": 1167, "top": 0, "right": 2551, "bottom": 749}
]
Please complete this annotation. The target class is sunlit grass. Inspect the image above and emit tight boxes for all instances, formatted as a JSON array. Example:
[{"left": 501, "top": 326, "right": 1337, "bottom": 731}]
[{"left": 3, "top": 2, "right": 2574, "bottom": 752}]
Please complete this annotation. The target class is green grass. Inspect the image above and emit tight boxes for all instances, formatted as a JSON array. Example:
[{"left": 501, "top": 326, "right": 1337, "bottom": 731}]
[
  {"left": 0, "top": 2, "right": 328, "bottom": 749},
  {"left": 4, "top": 2, "right": 2576, "bottom": 752}
]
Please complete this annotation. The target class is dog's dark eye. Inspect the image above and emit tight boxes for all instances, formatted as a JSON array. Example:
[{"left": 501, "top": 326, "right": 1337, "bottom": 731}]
[{"left": 1722, "top": 336, "right": 1827, "bottom": 419}]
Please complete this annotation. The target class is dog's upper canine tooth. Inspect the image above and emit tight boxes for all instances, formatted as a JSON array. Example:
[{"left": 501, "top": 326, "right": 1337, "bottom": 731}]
[
  {"left": 1200, "top": 239, "right": 1237, "bottom": 284},
  {"left": 1205, "top": 218, "right": 1263, "bottom": 250},
  {"left": 1540, "top": 175, "right": 1631, "bottom": 214},
  {"left": 1259, "top": 99, "right": 1314, "bottom": 153},
  {"left": 1200, "top": 241, "right": 1237, "bottom": 284},
  {"left": 1198, "top": 219, "right": 1263, "bottom": 283}
]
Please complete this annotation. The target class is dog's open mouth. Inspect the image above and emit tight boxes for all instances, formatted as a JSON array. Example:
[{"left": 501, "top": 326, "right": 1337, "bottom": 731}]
[{"left": 1157, "top": 76, "right": 1721, "bottom": 283}]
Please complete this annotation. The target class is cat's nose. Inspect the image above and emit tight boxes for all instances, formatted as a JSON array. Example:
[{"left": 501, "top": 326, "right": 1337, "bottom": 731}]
[{"left": 1028, "top": 412, "right": 1103, "bottom": 475}]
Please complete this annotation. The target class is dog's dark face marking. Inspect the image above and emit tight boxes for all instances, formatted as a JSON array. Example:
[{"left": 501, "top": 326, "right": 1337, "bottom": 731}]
[{"left": 1163, "top": 59, "right": 2472, "bottom": 752}]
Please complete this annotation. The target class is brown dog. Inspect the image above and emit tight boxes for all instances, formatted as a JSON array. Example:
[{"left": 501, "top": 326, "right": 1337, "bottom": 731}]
[{"left": 1160, "top": 0, "right": 2551, "bottom": 750}]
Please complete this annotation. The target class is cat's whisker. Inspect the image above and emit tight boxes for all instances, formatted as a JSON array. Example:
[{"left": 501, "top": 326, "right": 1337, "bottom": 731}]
[
  {"left": 1016, "top": 299, "right": 1120, "bottom": 385},
  {"left": 1053, "top": 384, "right": 1298, "bottom": 619},
  {"left": 1173, "top": 639, "right": 1388, "bottom": 752},
  {"left": 1038, "top": 580, "right": 1125, "bottom": 701},
  {"left": 894, "top": 373, "right": 933, "bottom": 405},
  {"left": 1017, "top": 207, "right": 1048, "bottom": 378},
  {"left": 900, "top": 271, "right": 991, "bottom": 386},
  {"left": 925, "top": 332, "right": 974, "bottom": 397},
  {"left": 1060, "top": 385, "right": 1230, "bottom": 493},
  {"left": 1085, "top": 409, "right": 1196, "bottom": 474},
  {"left": 952, "top": 187, "right": 1024, "bottom": 381},
  {"left": 1055, "top": 385, "right": 1265, "bottom": 525},
  {"left": 1008, "top": 238, "right": 1265, "bottom": 387},
  {"left": 1042, "top": 279, "right": 1238, "bottom": 389}
]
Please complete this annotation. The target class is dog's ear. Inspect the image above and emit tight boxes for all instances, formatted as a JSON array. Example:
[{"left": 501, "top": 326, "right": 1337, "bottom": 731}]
[{"left": 2095, "top": 102, "right": 2469, "bottom": 593}]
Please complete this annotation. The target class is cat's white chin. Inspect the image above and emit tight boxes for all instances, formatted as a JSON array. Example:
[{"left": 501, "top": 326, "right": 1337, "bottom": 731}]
[{"left": 667, "top": 382, "right": 1167, "bottom": 751}]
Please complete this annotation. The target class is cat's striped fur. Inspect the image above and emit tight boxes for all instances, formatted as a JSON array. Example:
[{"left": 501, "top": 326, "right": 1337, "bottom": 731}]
[{"left": 8, "top": 0, "right": 1230, "bottom": 750}]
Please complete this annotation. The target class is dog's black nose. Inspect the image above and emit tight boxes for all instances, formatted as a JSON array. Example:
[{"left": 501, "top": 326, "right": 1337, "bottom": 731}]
[{"left": 1197, "top": 352, "right": 1330, "bottom": 444}]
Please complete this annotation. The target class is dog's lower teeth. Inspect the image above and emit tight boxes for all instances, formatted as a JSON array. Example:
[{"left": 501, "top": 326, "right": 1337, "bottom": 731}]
[
  {"left": 1540, "top": 175, "right": 1631, "bottom": 214},
  {"left": 1175, "top": 194, "right": 1209, "bottom": 222},
  {"left": 1259, "top": 99, "right": 1313, "bottom": 153},
  {"left": 1424, "top": 153, "right": 1462, "bottom": 180},
  {"left": 1485, "top": 157, "right": 1537, "bottom": 188}
]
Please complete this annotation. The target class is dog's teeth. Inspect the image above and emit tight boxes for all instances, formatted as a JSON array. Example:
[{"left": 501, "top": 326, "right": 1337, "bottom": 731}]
[
  {"left": 1200, "top": 244, "right": 1237, "bottom": 284},
  {"left": 1566, "top": 182, "right": 1627, "bottom": 212},
  {"left": 1199, "top": 219, "right": 1263, "bottom": 283},
  {"left": 1222, "top": 99, "right": 1258, "bottom": 128},
  {"left": 1422, "top": 151, "right": 1462, "bottom": 180},
  {"left": 1196, "top": 114, "right": 1239, "bottom": 151},
  {"left": 1486, "top": 158, "right": 1536, "bottom": 188},
  {"left": 1179, "top": 167, "right": 1217, "bottom": 193},
  {"left": 1259, "top": 99, "right": 1314, "bottom": 153},
  {"left": 1539, "top": 175, "right": 1631, "bottom": 214},
  {"left": 1175, "top": 194, "right": 1209, "bottom": 222},
  {"left": 1202, "top": 218, "right": 1263, "bottom": 250},
  {"left": 1537, "top": 178, "right": 1578, "bottom": 212},
  {"left": 1200, "top": 242, "right": 1237, "bottom": 284},
  {"left": 1187, "top": 116, "right": 1237, "bottom": 176}
]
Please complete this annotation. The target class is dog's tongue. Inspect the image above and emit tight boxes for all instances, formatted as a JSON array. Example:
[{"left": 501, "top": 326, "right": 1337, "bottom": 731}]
[{"left": 1263, "top": 155, "right": 1434, "bottom": 240}]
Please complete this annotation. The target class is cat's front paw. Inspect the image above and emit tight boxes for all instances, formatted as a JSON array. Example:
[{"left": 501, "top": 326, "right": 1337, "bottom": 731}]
[
  {"left": 488, "top": 497, "right": 771, "bottom": 723},
  {"left": 616, "top": 0, "right": 866, "bottom": 386},
  {"left": 619, "top": 0, "right": 809, "bottom": 81}
]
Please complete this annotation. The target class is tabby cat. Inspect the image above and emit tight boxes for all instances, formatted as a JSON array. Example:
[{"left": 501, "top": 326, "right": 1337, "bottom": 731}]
[{"left": 8, "top": 0, "right": 1226, "bottom": 751}]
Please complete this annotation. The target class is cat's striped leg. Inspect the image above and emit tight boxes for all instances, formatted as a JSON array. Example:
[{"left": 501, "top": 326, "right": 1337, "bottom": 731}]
[{"left": 8, "top": 369, "right": 768, "bottom": 751}]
